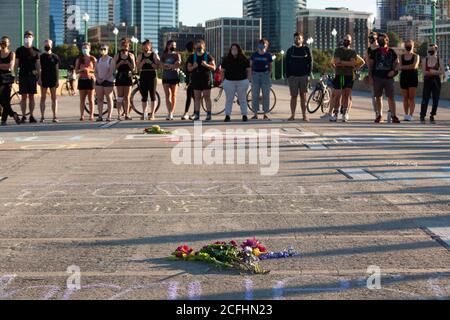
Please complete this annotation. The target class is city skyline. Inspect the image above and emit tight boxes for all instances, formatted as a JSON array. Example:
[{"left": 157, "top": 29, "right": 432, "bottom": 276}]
[{"left": 180, "top": 0, "right": 377, "bottom": 26}]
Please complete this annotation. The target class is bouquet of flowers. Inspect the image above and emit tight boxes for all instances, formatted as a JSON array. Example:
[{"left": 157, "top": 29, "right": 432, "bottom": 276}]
[
  {"left": 170, "top": 238, "right": 299, "bottom": 274},
  {"left": 143, "top": 125, "right": 173, "bottom": 135}
]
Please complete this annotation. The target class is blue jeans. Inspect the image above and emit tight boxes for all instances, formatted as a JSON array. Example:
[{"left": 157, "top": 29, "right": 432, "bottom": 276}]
[{"left": 251, "top": 71, "right": 271, "bottom": 113}]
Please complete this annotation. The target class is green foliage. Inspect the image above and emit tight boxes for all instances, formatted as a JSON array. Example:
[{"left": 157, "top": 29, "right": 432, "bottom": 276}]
[
  {"left": 312, "top": 48, "right": 333, "bottom": 75},
  {"left": 387, "top": 31, "right": 401, "bottom": 47}
]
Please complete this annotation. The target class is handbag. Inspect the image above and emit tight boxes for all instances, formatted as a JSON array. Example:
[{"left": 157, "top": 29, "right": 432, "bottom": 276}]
[{"left": 0, "top": 73, "right": 15, "bottom": 85}]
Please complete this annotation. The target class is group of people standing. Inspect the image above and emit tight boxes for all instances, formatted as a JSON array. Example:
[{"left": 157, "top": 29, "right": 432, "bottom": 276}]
[{"left": 0, "top": 30, "right": 447, "bottom": 126}]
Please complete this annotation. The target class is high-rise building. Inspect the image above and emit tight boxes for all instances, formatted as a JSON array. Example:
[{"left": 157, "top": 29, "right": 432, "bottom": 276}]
[
  {"left": 161, "top": 24, "right": 205, "bottom": 54},
  {"left": 297, "top": 7, "right": 372, "bottom": 55},
  {"left": 418, "top": 20, "right": 450, "bottom": 64},
  {"left": 377, "top": 0, "right": 450, "bottom": 32},
  {"left": 243, "top": 0, "right": 306, "bottom": 51},
  {"left": 64, "top": 0, "right": 109, "bottom": 44},
  {"left": 0, "top": 0, "right": 50, "bottom": 50},
  {"left": 50, "top": 0, "right": 64, "bottom": 45},
  {"left": 205, "top": 17, "right": 262, "bottom": 63}
]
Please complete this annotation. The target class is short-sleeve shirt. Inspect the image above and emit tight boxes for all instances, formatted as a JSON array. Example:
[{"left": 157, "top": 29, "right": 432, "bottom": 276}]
[
  {"left": 187, "top": 52, "right": 214, "bottom": 82},
  {"left": 40, "top": 53, "right": 60, "bottom": 84},
  {"left": 16, "top": 46, "right": 40, "bottom": 77},
  {"left": 370, "top": 48, "right": 398, "bottom": 79},
  {"left": 250, "top": 51, "right": 273, "bottom": 73},
  {"left": 221, "top": 56, "right": 250, "bottom": 81},
  {"left": 334, "top": 47, "right": 357, "bottom": 76},
  {"left": 161, "top": 52, "right": 180, "bottom": 81}
]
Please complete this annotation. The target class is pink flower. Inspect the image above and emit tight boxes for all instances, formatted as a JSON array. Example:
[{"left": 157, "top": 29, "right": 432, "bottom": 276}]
[
  {"left": 241, "top": 238, "right": 266, "bottom": 252},
  {"left": 230, "top": 240, "right": 238, "bottom": 247},
  {"left": 175, "top": 245, "right": 193, "bottom": 258}
]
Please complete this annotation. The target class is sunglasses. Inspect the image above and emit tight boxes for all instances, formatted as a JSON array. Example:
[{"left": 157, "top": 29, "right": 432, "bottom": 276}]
[{"left": 100, "top": 48, "right": 108, "bottom": 51}]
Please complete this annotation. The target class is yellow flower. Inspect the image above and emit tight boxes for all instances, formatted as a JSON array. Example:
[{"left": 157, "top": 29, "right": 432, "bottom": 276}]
[{"left": 252, "top": 248, "right": 261, "bottom": 257}]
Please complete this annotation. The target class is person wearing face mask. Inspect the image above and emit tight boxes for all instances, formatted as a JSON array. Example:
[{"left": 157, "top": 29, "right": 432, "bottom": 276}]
[
  {"left": 161, "top": 40, "right": 181, "bottom": 121},
  {"left": 368, "top": 33, "right": 400, "bottom": 123},
  {"left": 220, "top": 43, "right": 251, "bottom": 122},
  {"left": 114, "top": 38, "right": 136, "bottom": 120},
  {"left": 95, "top": 44, "right": 116, "bottom": 122},
  {"left": 329, "top": 34, "right": 357, "bottom": 123},
  {"left": 137, "top": 40, "right": 160, "bottom": 121},
  {"left": 285, "top": 32, "right": 313, "bottom": 122},
  {"left": 0, "top": 35, "right": 20, "bottom": 126},
  {"left": 420, "top": 44, "right": 445, "bottom": 124},
  {"left": 364, "top": 32, "right": 384, "bottom": 119},
  {"left": 38, "top": 39, "right": 61, "bottom": 123},
  {"left": 398, "top": 40, "right": 419, "bottom": 122},
  {"left": 187, "top": 39, "right": 216, "bottom": 121},
  {"left": 75, "top": 42, "right": 96, "bottom": 121},
  {"left": 181, "top": 41, "right": 195, "bottom": 120},
  {"left": 14, "top": 30, "right": 41, "bottom": 124},
  {"left": 250, "top": 38, "right": 273, "bottom": 120}
]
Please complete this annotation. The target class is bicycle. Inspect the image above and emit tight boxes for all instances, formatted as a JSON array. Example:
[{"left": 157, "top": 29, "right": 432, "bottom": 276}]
[
  {"left": 84, "top": 75, "right": 161, "bottom": 117},
  {"left": 60, "top": 77, "right": 76, "bottom": 96},
  {"left": 202, "top": 84, "right": 277, "bottom": 115},
  {"left": 306, "top": 74, "right": 332, "bottom": 114}
]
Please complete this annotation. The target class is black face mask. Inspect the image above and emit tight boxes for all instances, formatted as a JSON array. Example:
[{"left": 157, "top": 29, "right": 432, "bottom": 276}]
[
  {"left": 343, "top": 40, "right": 351, "bottom": 47},
  {"left": 405, "top": 46, "right": 412, "bottom": 52},
  {"left": 44, "top": 46, "right": 51, "bottom": 52},
  {"left": 378, "top": 39, "right": 386, "bottom": 47},
  {"left": 369, "top": 38, "right": 375, "bottom": 44},
  {"left": 428, "top": 51, "right": 435, "bottom": 55},
  {"left": 197, "top": 48, "right": 203, "bottom": 53},
  {"left": 169, "top": 47, "right": 176, "bottom": 52},
  {"left": 0, "top": 43, "right": 7, "bottom": 49}
]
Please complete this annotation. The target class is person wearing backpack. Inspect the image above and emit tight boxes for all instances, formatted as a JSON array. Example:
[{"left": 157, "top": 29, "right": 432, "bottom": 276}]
[
  {"left": 95, "top": 44, "right": 115, "bottom": 122},
  {"left": 285, "top": 32, "right": 313, "bottom": 122},
  {"left": 250, "top": 38, "right": 273, "bottom": 120},
  {"left": 187, "top": 39, "right": 216, "bottom": 121},
  {"left": 181, "top": 41, "right": 195, "bottom": 120}
]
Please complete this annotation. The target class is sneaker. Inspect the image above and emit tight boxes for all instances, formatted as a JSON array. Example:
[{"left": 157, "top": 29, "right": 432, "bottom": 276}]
[
  {"left": 409, "top": 116, "right": 414, "bottom": 122},
  {"left": 166, "top": 114, "right": 174, "bottom": 121},
  {"left": 20, "top": 116, "right": 27, "bottom": 124},
  {"left": 430, "top": 116, "right": 436, "bottom": 124},
  {"left": 181, "top": 113, "right": 190, "bottom": 120},
  {"left": 329, "top": 114, "right": 337, "bottom": 122},
  {"left": 192, "top": 113, "right": 200, "bottom": 121},
  {"left": 205, "top": 113, "right": 212, "bottom": 121},
  {"left": 224, "top": 115, "right": 231, "bottom": 122},
  {"left": 374, "top": 115, "right": 383, "bottom": 123},
  {"left": 404, "top": 115, "right": 410, "bottom": 121},
  {"left": 420, "top": 116, "right": 426, "bottom": 124},
  {"left": 320, "top": 113, "right": 332, "bottom": 120},
  {"left": 29, "top": 115, "right": 37, "bottom": 123},
  {"left": 242, "top": 115, "right": 248, "bottom": 122},
  {"left": 392, "top": 115, "right": 401, "bottom": 124},
  {"left": 343, "top": 113, "right": 349, "bottom": 123}
]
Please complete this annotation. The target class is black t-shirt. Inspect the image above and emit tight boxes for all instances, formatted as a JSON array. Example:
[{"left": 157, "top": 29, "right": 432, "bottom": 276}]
[
  {"left": 187, "top": 52, "right": 214, "bottom": 82},
  {"left": 370, "top": 48, "right": 398, "bottom": 79},
  {"left": 40, "top": 53, "right": 60, "bottom": 83},
  {"left": 221, "top": 56, "right": 250, "bottom": 81},
  {"left": 16, "top": 46, "right": 40, "bottom": 77}
]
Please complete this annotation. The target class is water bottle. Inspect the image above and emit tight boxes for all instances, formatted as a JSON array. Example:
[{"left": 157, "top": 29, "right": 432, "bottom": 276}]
[{"left": 387, "top": 110, "right": 392, "bottom": 123}]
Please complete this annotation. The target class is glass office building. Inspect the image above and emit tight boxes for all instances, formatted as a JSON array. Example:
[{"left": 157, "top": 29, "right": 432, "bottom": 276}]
[
  {"left": 50, "top": 0, "right": 64, "bottom": 45},
  {"left": 243, "top": 0, "right": 306, "bottom": 51},
  {"left": 0, "top": 0, "right": 50, "bottom": 50}
]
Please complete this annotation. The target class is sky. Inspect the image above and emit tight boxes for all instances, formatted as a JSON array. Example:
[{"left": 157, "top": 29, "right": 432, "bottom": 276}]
[{"left": 179, "top": 0, "right": 377, "bottom": 26}]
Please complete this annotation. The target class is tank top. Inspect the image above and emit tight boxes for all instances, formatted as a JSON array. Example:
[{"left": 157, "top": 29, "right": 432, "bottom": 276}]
[
  {"left": 96, "top": 56, "right": 115, "bottom": 82},
  {"left": 117, "top": 51, "right": 132, "bottom": 74},
  {"left": 0, "top": 51, "right": 12, "bottom": 75},
  {"left": 79, "top": 56, "right": 95, "bottom": 80},
  {"left": 401, "top": 54, "right": 418, "bottom": 77},
  {"left": 425, "top": 57, "right": 440, "bottom": 72},
  {"left": 141, "top": 52, "right": 156, "bottom": 72},
  {"left": 161, "top": 52, "right": 180, "bottom": 81}
]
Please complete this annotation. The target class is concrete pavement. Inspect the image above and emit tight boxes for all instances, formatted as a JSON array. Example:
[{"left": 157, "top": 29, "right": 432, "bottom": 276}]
[{"left": 0, "top": 84, "right": 449, "bottom": 300}]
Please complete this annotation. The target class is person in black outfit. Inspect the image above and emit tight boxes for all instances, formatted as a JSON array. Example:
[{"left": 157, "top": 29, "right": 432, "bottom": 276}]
[
  {"left": 15, "top": 30, "right": 41, "bottom": 123},
  {"left": 284, "top": 32, "right": 313, "bottom": 121},
  {"left": 114, "top": 38, "right": 136, "bottom": 120},
  {"left": 0, "top": 35, "right": 20, "bottom": 125},
  {"left": 181, "top": 41, "right": 195, "bottom": 120},
  {"left": 137, "top": 39, "right": 160, "bottom": 120},
  {"left": 398, "top": 40, "right": 419, "bottom": 122},
  {"left": 39, "top": 39, "right": 61, "bottom": 123}
]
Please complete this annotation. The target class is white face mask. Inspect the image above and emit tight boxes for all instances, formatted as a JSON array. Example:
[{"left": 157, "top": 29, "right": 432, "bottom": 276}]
[
  {"left": 24, "top": 37, "right": 33, "bottom": 47},
  {"left": 82, "top": 48, "right": 90, "bottom": 56}
]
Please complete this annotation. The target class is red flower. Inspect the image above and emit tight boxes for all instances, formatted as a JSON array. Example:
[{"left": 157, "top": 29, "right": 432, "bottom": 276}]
[
  {"left": 175, "top": 245, "right": 193, "bottom": 258},
  {"left": 230, "top": 240, "right": 238, "bottom": 247},
  {"left": 241, "top": 238, "right": 266, "bottom": 251}
]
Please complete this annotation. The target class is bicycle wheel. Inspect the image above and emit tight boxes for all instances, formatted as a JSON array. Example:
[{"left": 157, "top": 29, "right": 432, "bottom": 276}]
[
  {"left": 321, "top": 88, "right": 332, "bottom": 113},
  {"left": 130, "top": 87, "right": 161, "bottom": 116},
  {"left": 247, "top": 88, "right": 277, "bottom": 114},
  {"left": 307, "top": 88, "right": 323, "bottom": 114},
  {"left": 84, "top": 94, "right": 109, "bottom": 117},
  {"left": 10, "top": 91, "right": 28, "bottom": 116},
  {"left": 60, "top": 83, "right": 69, "bottom": 96},
  {"left": 201, "top": 86, "right": 226, "bottom": 115}
]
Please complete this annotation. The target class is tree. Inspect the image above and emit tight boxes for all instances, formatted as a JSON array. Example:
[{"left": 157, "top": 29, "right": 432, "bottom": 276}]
[
  {"left": 387, "top": 31, "right": 401, "bottom": 47},
  {"left": 312, "top": 48, "right": 333, "bottom": 75}
]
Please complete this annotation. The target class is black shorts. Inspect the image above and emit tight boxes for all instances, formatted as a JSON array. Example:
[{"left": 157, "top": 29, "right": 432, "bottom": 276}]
[
  {"left": 192, "top": 77, "right": 212, "bottom": 91},
  {"left": 115, "top": 72, "right": 133, "bottom": 86},
  {"left": 400, "top": 74, "right": 419, "bottom": 89},
  {"left": 78, "top": 78, "right": 95, "bottom": 91},
  {"left": 162, "top": 79, "right": 179, "bottom": 85},
  {"left": 95, "top": 80, "right": 114, "bottom": 87},
  {"left": 332, "top": 75, "right": 354, "bottom": 90},
  {"left": 19, "top": 76, "right": 37, "bottom": 94}
]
